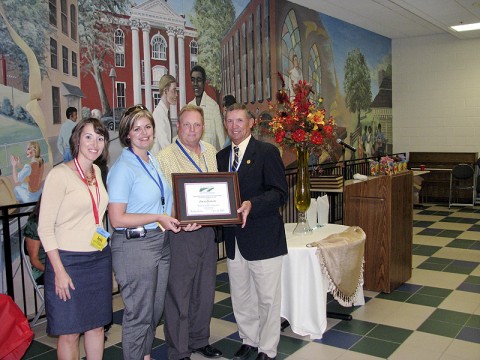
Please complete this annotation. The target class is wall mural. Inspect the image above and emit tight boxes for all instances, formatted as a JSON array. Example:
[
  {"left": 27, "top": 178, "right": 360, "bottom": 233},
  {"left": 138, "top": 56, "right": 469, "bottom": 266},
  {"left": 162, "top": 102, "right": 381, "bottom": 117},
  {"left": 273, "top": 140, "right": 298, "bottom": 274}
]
[
  {"left": 0, "top": 0, "right": 391, "bottom": 207},
  {"left": 273, "top": 1, "right": 392, "bottom": 166},
  {"left": 0, "top": 0, "right": 391, "bottom": 298}
]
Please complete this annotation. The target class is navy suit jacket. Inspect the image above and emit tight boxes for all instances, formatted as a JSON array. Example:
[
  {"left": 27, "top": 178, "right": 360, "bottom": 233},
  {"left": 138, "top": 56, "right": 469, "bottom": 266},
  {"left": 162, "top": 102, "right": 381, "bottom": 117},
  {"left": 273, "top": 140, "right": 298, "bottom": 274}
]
[{"left": 217, "top": 137, "right": 288, "bottom": 261}]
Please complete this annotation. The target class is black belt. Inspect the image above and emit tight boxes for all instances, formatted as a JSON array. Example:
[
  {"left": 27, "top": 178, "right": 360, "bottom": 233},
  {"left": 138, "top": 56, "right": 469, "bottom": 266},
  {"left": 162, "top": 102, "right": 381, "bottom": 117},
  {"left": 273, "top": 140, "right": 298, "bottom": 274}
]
[
  {"left": 116, "top": 226, "right": 146, "bottom": 239},
  {"left": 114, "top": 226, "right": 161, "bottom": 239}
]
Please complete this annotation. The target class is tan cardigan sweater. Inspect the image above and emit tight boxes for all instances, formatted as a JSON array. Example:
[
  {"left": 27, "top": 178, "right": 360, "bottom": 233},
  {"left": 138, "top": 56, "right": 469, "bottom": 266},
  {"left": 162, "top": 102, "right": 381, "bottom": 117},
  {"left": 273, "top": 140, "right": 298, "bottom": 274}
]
[{"left": 38, "top": 164, "right": 108, "bottom": 252}]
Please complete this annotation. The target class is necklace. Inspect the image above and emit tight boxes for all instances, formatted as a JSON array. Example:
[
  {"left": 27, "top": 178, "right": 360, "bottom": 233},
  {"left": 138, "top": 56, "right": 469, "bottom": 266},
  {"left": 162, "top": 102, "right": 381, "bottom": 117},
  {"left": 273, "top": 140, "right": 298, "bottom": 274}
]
[{"left": 86, "top": 169, "right": 97, "bottom": 186}]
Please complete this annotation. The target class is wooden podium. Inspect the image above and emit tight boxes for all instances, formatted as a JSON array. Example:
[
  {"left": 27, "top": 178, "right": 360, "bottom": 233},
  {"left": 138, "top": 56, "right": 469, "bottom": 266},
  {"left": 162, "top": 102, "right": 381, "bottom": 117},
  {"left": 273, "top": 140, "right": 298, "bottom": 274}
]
[{"left": 344, "top": 172, "right": 413, "bottom": 293}]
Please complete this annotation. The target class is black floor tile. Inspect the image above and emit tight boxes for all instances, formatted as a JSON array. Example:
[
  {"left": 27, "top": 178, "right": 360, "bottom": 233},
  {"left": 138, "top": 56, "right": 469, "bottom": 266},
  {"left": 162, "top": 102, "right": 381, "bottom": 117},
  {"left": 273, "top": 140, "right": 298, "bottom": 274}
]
[
  {"left": 418, "top": 228, "right": 443, "bottom": 236},
  {"left": 437, "top": 229, "right": 464, "bottom": 238},
  {"left": 413, "top": 220, "right": 436, "bottom": 228},
  {"left": 316, "top": 329, "right": 362, "bottom": 349},
  {"left": 23, "top": 341, "right": 56, "bottom": 359}
]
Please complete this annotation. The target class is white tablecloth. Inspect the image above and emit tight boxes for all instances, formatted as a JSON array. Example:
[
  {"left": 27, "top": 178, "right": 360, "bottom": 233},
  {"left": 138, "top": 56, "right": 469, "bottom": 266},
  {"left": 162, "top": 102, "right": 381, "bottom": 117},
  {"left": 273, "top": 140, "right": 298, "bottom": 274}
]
[{"left": 280, "top": 223, "right": 365, "bottom": 339}]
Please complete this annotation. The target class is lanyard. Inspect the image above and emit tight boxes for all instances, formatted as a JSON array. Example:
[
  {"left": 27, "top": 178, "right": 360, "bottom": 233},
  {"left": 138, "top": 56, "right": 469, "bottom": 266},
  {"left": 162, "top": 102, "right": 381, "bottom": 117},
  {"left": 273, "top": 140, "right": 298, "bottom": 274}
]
[
  {"left": 128, "top": 148, "right": 165, "bottom": 206},
  {"left": 175, "top": 139, "right": 208, "bottom": 173},
  {"left": 74, "top": 158, "right": 100, "bottom": 225}
]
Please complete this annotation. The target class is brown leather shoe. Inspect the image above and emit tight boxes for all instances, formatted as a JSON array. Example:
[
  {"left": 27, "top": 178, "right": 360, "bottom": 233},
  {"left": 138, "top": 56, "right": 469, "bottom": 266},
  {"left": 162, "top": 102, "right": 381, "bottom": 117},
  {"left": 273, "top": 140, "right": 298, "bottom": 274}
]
[{"left": 233, "top": 344, "right": 258, "bottom": 360}]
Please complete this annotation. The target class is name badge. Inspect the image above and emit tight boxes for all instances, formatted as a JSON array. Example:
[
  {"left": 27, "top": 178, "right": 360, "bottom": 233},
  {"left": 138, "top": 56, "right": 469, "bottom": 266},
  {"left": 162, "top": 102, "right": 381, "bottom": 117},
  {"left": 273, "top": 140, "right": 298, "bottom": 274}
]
[{"left": 91, "top": 227, "right": 110, "bottom": 251}]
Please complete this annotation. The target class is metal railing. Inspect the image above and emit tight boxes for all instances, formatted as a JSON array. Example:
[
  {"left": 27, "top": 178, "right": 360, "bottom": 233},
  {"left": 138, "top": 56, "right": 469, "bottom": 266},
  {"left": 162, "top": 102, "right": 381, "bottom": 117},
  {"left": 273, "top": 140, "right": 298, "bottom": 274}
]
[{"left": 1, "top": 153, "right": 405, "bottom": 319}]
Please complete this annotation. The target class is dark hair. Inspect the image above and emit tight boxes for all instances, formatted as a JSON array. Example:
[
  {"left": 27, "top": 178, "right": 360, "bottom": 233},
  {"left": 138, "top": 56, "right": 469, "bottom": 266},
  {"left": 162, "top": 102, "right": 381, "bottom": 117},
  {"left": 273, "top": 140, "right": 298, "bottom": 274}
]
[
  {"left": 222, "top": 95, "right": 236, "bottom": 108},
  {"left": 190, "top": 65, "right": 206, "bottom": 80},
  {"left": 69, "top": 117, "right": 109, "bottom": 162},
  {"left": 118, "top": 105, "right": 155, "bottom": 147},
  {"left": 66, "top": 107, "right": 77, "bottom": 119}
]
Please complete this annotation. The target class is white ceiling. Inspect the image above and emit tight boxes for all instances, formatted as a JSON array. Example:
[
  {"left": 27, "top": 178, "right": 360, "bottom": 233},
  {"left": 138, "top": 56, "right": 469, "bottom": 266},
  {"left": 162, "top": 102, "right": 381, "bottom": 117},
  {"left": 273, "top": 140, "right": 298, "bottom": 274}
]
[{"left": 291, "top": 0, "right": 480, "bottom": 40}]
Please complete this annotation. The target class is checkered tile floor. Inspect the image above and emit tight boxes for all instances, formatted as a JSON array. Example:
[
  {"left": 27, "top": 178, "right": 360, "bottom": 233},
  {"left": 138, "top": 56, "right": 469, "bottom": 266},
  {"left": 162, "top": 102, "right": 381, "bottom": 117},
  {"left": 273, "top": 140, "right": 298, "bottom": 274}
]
[{"left": 25, "top": 205, "right": 480, "bottom": 359}]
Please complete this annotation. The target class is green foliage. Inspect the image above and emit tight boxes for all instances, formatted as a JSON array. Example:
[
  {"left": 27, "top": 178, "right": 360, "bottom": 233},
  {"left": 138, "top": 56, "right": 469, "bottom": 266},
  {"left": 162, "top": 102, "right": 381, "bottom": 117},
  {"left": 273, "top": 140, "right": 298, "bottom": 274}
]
[
  {"left": 190, "top": 0, "right": 235, "bottom": 93},
  {"left": 0, "top": 0, "right": 48, "bottom": 91},
  {"left": 343, "top": 48, "right": 372, "bottom": 124},
  {"left": 78, "top": 0, "right": 129, "bottom": 76},
  {"left": 1, "top": 98, "right": 13, "bottom": 116},
  {"left": 78, "top": 0, "right": 130, "bottom": 114}
]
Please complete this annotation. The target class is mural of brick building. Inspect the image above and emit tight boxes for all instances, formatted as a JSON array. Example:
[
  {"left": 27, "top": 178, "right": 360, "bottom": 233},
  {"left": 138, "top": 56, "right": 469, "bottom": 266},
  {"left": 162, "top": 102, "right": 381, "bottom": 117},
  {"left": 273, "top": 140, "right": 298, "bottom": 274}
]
[
  {"left": 80, "top": 0, "right": 199, "bottom": 127},
  {"left": 221, "top": 0, "right": 347, "bottom": 165},
  {"left": 222, "top": 0, "right": 341, "bottom": 119}
]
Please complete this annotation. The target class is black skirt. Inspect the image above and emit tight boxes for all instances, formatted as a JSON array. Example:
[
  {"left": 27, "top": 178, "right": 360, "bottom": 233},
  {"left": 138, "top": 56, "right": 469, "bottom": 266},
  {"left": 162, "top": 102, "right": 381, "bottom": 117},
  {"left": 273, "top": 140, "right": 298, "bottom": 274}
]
[{"left": 44, "top": 247, "right": 112, "bottom": 335}]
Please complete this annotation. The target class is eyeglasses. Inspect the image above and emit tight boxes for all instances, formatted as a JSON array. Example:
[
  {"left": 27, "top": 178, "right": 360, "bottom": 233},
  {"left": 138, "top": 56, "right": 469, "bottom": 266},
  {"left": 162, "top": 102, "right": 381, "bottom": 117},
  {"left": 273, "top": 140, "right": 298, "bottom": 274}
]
[{"left": 124, "top": 104, "right": 148, "bottom": 117}]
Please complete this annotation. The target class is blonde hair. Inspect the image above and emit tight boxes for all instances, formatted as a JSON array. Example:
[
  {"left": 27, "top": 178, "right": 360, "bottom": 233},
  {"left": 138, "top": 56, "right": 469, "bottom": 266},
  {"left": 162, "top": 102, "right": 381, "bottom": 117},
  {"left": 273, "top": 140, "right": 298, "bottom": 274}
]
[
  {"left": 159, "top": 74, "right": 177, "bottom": 96},
  {"left": 28, "top": 141, "right": 44, "bottom": 166},
  {"left": 178, "top": 104, "right": 204, "bottom": 125}
]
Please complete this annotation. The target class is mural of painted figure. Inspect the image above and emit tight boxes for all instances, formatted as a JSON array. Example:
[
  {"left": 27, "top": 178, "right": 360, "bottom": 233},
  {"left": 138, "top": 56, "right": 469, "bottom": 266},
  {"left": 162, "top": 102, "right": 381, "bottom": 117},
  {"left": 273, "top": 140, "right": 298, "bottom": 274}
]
[
  {"left": 10, "top": 141, "right": 44, "bottom": 203},
  {"left": 289, "top": 53, "right": 303, "bottom": 97}
]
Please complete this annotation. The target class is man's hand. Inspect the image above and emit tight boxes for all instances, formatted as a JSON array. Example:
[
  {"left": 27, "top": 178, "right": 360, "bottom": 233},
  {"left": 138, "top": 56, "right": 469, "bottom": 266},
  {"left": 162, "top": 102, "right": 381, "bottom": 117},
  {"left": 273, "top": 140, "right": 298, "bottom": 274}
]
[
  {"left": 237, "top": 200, "right": 252, "bottom": 228},
  {"left": 182, "top": 223, "right": 202, "bottom": 232}
]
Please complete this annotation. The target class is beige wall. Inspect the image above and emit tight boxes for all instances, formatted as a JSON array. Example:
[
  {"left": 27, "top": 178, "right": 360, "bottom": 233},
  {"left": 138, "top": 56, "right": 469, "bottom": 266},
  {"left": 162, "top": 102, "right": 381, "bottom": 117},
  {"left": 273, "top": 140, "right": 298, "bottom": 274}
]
[
  {"left": 39, "top": 0, "right": 81, "bottom": 141},
  {"left": 392, "top": 34, "right": 480, "bottom": 156}
]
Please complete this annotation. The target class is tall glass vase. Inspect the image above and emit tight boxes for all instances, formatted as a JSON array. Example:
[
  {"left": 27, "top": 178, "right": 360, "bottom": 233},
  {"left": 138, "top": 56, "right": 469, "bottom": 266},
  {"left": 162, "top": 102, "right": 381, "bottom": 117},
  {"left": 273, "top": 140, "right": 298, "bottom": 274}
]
[{"left": 293, "top": 146, "right": 312, "bottom": 234}]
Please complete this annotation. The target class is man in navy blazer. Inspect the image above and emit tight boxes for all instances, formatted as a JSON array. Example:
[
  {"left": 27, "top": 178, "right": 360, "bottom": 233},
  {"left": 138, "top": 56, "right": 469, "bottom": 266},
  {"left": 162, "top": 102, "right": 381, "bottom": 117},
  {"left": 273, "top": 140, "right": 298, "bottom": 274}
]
[{"left": 217, "top": 104, "right": 288, "bottom": 360}]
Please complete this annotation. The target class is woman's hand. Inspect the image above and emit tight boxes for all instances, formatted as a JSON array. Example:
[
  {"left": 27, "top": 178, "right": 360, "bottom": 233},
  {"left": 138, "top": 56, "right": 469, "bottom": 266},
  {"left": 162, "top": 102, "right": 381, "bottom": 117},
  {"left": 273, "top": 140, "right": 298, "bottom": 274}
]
[
  {"left": 55, "top": 269, "right": 75, "bottom": 301},
  {"left": 10, "top": 155, "right": 19, "bottom": 167},
  {"left": 158, "top": 214, "right": 181, "bottom": 233},
  {"left": 182, "top": 223, "right": 202, "bottom": 232}
]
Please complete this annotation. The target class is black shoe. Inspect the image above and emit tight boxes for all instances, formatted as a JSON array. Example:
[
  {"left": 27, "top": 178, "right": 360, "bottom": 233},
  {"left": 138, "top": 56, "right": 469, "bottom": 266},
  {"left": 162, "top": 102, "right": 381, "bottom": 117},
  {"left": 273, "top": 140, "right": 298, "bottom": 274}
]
[
  {"left": 192, "top": 345, "right": 222, "bottom": 358},
  {"left": 233, "top": 344, "right": 258, "bottom": 360},
  {"left": 179, "top": 358, "right": 191, "bottom": 360},
  {"left": 256, "top": 352, "right": 276, "bottom": 360}
]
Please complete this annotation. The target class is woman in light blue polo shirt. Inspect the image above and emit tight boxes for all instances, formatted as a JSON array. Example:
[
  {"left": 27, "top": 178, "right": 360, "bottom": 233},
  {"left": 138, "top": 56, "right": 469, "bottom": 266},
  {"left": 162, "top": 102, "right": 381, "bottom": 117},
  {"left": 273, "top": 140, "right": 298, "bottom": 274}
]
[{"left": 107, "top": 105, "right": 198, "bottom": 360}]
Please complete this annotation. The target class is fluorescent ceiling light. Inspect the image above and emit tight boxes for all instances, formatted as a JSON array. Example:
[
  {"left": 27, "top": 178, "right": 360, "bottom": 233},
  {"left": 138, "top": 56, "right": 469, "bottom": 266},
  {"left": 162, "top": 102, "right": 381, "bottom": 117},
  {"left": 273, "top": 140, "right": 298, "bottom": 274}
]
[{"left": 450, "top": 22, "right": 480, "bottom": 32}]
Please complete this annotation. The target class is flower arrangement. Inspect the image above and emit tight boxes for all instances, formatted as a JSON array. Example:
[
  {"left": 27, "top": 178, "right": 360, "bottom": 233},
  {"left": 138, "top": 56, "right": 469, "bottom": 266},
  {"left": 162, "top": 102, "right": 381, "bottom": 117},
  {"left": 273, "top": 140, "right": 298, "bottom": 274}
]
[{"left": 268, "top": 73, "right": 337, "bottom": 154}]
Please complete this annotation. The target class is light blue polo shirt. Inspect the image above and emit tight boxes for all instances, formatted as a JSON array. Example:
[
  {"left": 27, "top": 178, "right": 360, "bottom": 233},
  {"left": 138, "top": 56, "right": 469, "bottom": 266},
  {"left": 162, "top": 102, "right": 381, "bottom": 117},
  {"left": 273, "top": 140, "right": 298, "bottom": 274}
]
[{"left": 107, "top": 148, "right": 173, "bottom": 230}]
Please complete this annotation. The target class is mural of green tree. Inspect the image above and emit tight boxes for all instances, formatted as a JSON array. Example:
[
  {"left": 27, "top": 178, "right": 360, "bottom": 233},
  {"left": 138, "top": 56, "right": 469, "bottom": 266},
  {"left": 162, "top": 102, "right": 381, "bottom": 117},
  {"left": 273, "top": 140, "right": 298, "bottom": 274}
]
[
  {"left": 0, "top": 0, "right": 48, "bottom": 91},
  {"left": 190, "top": 0, "right": 235, "bottom": 102},
  {"left": 343, "top": 48, "right": 372, "bottom": 128},
  {"left": 79, "top": 0, "right": 130, "bottom": 116}
]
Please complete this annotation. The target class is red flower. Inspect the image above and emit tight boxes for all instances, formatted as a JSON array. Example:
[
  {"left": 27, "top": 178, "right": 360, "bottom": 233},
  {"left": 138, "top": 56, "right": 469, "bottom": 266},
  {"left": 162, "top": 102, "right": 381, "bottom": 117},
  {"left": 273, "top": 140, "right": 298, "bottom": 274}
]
[
  {"left": 311, "top": 131, "right": 324, "bottom": 145},
  {"left": 291, "top": 129, "right": 306, "bottom": 143},
  {"left": 275, "top": 130, "right": 286, "bottom": 143},
  {"left": 323, "top": 125, "right": 333, "bottom": 135}
]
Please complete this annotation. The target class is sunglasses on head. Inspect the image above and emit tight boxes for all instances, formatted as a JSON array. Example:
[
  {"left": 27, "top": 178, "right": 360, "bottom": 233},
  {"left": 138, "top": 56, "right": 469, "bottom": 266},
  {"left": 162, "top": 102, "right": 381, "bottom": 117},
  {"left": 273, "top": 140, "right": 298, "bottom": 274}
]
[{"left": 124, "top": 104, "right": 148, "bottom": 117}]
